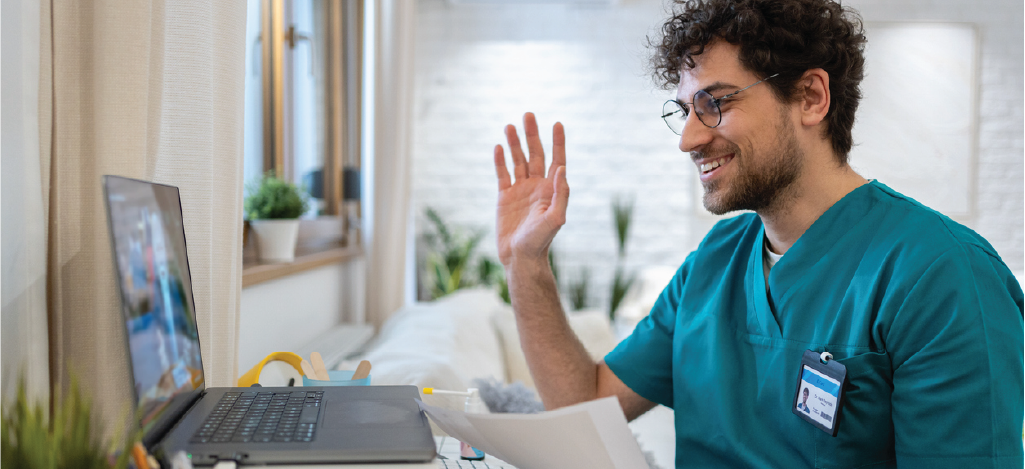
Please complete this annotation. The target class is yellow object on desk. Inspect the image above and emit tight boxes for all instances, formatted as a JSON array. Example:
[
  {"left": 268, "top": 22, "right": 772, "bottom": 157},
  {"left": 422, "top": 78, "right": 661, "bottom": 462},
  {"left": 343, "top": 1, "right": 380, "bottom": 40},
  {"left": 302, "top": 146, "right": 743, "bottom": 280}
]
[{"left": 237, "top": 351, "right": 305, "bottom": 387}]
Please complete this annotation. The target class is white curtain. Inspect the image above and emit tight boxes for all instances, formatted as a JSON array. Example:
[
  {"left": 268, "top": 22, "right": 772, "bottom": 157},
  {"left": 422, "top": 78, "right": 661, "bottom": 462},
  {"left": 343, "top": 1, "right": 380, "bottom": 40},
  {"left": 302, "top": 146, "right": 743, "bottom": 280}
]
[
  {"left": 38, "top": 0, "right": 246, "bottom": 435},
  {"left": 363, "top": 0, "right": 417, "bottom": 327},
  {"left": 1, "top": 0, "right": 50, "bottom": 402}
]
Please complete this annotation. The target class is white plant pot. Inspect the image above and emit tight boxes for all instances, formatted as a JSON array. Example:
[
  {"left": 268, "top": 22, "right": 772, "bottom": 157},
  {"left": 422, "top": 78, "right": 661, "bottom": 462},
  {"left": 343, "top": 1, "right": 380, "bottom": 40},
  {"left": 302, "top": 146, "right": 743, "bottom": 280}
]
[{"left": 250, "top": 219, "right": 300, "bottom": 263}]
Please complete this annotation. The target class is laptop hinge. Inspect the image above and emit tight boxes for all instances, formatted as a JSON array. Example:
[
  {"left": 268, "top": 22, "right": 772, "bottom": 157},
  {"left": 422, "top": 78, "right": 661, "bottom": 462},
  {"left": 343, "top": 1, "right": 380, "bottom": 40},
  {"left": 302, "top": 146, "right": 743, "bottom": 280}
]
[{"left": 143, "top": 389, "right": 207, "bottom": 450}]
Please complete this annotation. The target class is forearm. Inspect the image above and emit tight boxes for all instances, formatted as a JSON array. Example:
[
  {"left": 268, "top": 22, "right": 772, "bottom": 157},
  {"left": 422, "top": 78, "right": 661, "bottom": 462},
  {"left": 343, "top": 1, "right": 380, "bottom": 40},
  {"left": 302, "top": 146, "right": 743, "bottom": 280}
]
[{"left": 507, "top": 255, "right": 598, "bottom": 410}]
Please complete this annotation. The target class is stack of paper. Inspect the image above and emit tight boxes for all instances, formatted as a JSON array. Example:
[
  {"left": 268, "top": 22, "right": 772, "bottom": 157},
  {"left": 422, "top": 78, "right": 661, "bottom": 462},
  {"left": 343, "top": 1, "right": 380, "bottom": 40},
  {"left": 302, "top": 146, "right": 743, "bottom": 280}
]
[{"left": 416, "top": 397, "right": 648, "bottom": 469}]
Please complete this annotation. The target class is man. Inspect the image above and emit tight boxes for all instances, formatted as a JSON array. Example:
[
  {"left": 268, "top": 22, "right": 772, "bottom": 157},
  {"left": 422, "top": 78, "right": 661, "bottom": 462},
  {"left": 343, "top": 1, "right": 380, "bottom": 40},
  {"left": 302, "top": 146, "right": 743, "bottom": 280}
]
[
  {"left": 798, "top": 388, "right": 811, "bottom": 414},
  {"left": 490, "top": 0, "right": 1024, "bottom": 467}
]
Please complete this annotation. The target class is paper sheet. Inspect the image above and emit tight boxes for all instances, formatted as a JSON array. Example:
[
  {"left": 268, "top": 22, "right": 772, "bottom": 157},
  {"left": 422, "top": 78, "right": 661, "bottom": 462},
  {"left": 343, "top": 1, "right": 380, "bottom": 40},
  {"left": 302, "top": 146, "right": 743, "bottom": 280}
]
[{"left": 416, "top": 396, "right": 648, "bottom": 469}]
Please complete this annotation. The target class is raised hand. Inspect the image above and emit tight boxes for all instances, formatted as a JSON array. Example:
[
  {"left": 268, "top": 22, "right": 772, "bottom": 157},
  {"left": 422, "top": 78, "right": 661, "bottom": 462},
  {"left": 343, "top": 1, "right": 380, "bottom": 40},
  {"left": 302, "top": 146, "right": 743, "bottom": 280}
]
[{"left": 494, "top": 112, "right": 569, "bottom": 267}]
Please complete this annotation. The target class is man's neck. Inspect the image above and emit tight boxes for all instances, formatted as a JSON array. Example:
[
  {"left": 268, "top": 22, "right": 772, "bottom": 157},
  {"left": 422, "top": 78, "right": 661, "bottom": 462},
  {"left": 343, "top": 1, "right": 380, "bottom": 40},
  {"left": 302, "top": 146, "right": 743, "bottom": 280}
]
[{"left": 759, "top": 163, "right": 868, "bottom": 255}]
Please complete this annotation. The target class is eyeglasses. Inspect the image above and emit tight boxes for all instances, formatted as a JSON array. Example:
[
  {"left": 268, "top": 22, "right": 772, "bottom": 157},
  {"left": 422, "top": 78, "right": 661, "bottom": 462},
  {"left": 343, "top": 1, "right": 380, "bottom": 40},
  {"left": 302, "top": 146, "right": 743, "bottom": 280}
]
[{"left": 661, "top": 73, "right": 779, "bottom": 135}]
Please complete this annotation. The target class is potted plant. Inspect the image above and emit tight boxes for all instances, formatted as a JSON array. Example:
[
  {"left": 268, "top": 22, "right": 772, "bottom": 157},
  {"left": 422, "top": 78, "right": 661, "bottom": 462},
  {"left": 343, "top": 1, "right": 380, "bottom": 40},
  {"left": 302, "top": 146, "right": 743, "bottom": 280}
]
[
  {"left": 245, "top": 172, "right": 310, "bottom": 263},
  {"left": 1, "top": 374, "right": 139, "bottom": 468}
]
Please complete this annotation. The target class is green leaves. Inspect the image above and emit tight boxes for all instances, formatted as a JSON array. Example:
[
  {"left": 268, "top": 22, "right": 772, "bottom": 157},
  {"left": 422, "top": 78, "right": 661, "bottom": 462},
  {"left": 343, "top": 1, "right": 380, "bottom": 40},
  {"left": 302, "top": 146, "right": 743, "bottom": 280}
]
[
  {"left": 612, "top": 195, "right": 634, "bottom": 257},
  {"left": 567, "top": 266, "right": 591, "bottom": 311},
  {"left": 244, "top": 172, "right": 310, "bottom": 220},
  {"left": 1, "top": 374, "right": 138, "bottom": 469},
  {"left": 608, "top": 195, "right": 636, "bottom": 320},
  {"left": 609, "top": 267, "right": 636, "bottom": 321},
  {"left": 422, "top": 208, "right": 506, "bottom": 301}
]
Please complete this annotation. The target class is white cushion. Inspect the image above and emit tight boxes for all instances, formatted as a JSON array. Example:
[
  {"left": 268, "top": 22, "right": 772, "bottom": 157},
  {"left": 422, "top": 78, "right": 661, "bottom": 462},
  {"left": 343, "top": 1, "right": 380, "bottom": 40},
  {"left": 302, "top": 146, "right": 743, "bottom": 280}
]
[
  {"left": 493, "top": 305, "right": 617, "bottom": 389},
  {"left": 356, "top": 288, "right": 508, "bottom": 394}
]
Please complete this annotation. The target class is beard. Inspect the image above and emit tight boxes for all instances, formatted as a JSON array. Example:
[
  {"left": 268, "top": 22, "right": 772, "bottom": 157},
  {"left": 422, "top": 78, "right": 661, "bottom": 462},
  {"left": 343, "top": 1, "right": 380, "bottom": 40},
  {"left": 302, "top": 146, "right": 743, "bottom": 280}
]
[{"left": 698, "top": 112, "right": 803, "bottom": 215}]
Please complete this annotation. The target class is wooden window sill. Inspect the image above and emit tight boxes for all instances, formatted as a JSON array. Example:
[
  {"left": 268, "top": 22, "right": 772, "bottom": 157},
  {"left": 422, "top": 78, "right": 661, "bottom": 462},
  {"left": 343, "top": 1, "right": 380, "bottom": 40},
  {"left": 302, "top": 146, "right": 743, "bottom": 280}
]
[
  {"left": 242, "top": 217, "right": 362, "bottom": 288},
  {"left": 243, "top": 243, "right": 363, "bottom": 288}
]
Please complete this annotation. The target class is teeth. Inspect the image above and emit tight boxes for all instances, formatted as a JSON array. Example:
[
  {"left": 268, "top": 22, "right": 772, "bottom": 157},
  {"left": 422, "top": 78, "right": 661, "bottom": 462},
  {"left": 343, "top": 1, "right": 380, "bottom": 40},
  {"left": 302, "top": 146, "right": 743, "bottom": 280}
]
[{"left": 700, "top": 157, "right": 727, "bottom": 173}]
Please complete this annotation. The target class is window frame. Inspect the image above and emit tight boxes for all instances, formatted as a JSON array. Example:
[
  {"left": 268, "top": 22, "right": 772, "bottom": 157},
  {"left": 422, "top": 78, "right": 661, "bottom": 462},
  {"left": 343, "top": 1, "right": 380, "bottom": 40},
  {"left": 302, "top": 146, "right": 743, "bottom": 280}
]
[{"left": 243, "top": 0, "right": 364, "bottom": 287}]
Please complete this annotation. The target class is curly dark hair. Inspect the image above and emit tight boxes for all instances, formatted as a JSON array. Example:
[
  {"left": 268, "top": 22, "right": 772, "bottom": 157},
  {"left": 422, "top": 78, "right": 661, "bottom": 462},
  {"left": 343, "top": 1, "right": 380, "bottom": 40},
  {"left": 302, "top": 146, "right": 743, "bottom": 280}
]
[{"left": 651, "top": 0, "right": 866, "bottom": 162}]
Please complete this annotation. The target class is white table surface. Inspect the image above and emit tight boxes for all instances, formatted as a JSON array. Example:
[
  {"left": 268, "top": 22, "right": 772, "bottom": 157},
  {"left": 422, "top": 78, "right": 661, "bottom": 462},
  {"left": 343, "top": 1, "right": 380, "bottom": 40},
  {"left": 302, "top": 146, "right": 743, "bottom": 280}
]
[{"left": 242, "top": 437, "right": 517, "bottom": 469}]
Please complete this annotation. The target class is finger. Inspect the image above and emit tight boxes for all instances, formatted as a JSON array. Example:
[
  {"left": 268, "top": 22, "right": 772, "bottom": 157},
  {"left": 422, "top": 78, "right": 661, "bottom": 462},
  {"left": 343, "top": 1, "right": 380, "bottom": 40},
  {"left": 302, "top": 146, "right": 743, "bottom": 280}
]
[
  {"left": 506, "top": 124, "right": 528, "bottom": 181},
  {"left": 494, "top": 145, "right": 512, "bottom": 191},
  {"left": 523, "top": 112, "right": 546, "bottom": 179},
  {"left": 547, "top": 166, "right": 569, "bottom": 227},
  {"left": 550, "top": 121, "right": 566, "bottom": 177}
]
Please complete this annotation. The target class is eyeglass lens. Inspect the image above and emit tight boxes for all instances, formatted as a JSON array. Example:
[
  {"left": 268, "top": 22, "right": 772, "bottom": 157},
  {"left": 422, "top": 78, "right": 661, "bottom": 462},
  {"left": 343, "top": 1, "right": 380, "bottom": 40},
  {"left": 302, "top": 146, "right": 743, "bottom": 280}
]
[
  {"left": 693, "top": 90, "right": 721, "bottom": 127},
  {"left": 662, "top": 90, "right": 722, "bottom": 135}
]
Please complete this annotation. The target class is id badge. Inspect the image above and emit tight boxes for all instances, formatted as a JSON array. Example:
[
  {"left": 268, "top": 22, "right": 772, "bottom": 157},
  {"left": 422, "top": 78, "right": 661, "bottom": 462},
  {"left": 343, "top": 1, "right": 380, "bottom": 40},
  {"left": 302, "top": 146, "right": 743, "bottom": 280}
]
[{"left": 792, "top": 350, "right": 847, "bottom": 436}]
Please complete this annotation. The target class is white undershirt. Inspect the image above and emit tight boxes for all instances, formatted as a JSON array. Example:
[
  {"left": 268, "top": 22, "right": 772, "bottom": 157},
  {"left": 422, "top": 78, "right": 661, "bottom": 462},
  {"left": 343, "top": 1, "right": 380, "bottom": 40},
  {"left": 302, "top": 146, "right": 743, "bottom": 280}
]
[
  {"left": 762, "top": 237, "right": 783, "bottom": 294},
  {"left": 764, "top": 238, "right": 783, "bottom": 269}
]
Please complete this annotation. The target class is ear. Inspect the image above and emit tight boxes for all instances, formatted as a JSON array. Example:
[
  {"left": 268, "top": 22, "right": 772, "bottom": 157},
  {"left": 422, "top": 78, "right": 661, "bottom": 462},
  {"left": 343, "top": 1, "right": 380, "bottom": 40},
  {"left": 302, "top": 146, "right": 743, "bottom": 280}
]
[{"left": 797, "top": 68, "right": 830, "bottom": 127}]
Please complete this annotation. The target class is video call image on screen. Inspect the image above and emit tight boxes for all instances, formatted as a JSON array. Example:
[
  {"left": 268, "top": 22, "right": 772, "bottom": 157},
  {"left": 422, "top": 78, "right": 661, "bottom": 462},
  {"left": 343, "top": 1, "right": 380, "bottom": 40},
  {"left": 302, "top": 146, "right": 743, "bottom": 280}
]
[{"left": 107, "top": 181, "right": 204, "bottom": 429}]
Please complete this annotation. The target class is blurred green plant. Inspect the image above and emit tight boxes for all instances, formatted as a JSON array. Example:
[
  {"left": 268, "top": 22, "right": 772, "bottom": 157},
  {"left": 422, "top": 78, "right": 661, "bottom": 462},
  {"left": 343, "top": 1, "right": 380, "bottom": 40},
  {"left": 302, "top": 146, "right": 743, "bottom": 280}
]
[
  {"left": 1, "top": 374, "right": 138, "bottom": 469},
  {"left": 419, "top": 208, "right": 569, "bottom": 305},
  {"left": 422, "top": 208, "right": 506, "bottom": 300},
  {"left": 610, "top": 267, "right": 635, "bottom": 321},
  {"left": 244, "top": 171, "right": 310, "bottom": 220},
  {"left": 609, "top": 195, "right": 636, "bottom": 320},
  {"left": 567, "top": 266, "right": 591, "bottom": 311},
  {"left": 612, "top": 195, "right": 634, "bottom": 257}
]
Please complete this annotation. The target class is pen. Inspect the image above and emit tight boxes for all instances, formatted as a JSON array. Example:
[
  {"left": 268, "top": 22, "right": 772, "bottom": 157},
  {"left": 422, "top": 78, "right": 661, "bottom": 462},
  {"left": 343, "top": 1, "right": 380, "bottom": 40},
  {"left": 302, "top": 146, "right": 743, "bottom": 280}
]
[
  {"left": 132, "top": 442, "right": 151, "bottom": 469},
  {"left": 422, "top": 388, "right": 473, "bottom": 397}
]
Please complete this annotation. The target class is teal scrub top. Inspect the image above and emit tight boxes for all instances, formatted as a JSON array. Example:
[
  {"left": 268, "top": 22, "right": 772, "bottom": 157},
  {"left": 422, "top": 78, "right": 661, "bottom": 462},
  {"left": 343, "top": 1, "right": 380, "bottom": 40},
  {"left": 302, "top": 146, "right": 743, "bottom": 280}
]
[{"left": 605, "top": 181, "right": 1024, "bottom": 468}]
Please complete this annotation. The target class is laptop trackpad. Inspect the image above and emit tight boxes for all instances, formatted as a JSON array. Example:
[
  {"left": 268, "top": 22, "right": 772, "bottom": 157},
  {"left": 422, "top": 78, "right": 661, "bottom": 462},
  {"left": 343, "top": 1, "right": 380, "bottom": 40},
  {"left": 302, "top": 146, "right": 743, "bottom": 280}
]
[{"left": 322, "top": 399, "right": 425, "bottom": 429}]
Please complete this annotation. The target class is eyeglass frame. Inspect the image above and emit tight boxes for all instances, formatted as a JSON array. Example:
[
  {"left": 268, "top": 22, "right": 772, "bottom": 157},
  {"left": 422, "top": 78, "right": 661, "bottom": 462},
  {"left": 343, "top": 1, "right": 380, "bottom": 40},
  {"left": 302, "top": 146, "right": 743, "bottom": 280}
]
[{"left": 661, "top": 73, "right": 780, "bottom": 134}]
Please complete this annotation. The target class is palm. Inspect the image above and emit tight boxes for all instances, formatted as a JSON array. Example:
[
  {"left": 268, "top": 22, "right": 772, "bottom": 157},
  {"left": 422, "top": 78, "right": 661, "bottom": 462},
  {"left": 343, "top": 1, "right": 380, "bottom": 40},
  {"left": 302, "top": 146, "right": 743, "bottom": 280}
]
[
  {"left": 493, "top": 113, "right": 569, "bottom": 267},
  {"left": 497, "top": 176, "right": 555, "bottom": 264}
]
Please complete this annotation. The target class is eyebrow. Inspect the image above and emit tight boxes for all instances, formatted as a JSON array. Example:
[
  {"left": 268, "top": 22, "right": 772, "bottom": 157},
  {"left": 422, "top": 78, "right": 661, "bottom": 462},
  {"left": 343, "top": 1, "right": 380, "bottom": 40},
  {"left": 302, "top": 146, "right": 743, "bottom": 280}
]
[
  {"left": 677, "top": 81, "right": 741, "bottom": 102},
  {"left": 702, "top": 81, "right": 740, "bottom": 95}
]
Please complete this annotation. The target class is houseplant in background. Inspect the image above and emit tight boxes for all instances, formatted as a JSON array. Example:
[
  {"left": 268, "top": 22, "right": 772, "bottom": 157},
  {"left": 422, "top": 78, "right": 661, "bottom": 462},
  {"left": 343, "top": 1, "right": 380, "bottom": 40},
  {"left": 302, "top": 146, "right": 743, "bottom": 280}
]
[
  {"left": 245, "top": 172, "right": 310, "bottom": 263},
  {"left": 421, "top": 207, "right": 516, "bottom": 300},
  {"left": 419, "top": 207, "right": 562, "bottom": 304},
  {"left": 567, "top": 266, "right": 592, "bottom": 311},
  {"left": 609, "top": 195, "right": 636, "bottom": 321},
  {"left": 421, "top": 207, "right": 492, "bottom": 299}
]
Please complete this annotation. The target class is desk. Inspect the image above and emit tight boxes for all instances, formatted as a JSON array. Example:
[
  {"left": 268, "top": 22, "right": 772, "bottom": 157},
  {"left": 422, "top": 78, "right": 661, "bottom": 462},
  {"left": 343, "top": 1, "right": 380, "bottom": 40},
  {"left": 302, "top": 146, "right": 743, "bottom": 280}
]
[{"left": 247, "top": 437, "right": 517, "bottom": 469}]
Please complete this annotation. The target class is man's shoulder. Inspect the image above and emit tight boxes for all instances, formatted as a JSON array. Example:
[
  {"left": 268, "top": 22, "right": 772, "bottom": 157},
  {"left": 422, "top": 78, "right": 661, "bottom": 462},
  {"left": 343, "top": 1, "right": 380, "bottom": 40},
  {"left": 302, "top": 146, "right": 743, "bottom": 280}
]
[{"left": 865, "top": 183, "right": 1000, "bottom": 262}]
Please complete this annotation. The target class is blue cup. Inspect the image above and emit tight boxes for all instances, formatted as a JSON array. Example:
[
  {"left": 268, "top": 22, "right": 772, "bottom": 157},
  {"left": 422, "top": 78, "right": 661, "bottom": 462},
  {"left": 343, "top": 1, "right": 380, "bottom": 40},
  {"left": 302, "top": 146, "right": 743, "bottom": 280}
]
[{"left": 301, "top": 369, "right": 371, "bottom": 387}]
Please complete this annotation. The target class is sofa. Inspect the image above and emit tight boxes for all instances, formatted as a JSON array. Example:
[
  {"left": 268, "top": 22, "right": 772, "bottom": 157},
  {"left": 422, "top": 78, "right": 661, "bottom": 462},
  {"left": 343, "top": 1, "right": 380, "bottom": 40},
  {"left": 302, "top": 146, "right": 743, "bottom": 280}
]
[{"left": 341, "top": 287, "right": 676, "bottom": 469}]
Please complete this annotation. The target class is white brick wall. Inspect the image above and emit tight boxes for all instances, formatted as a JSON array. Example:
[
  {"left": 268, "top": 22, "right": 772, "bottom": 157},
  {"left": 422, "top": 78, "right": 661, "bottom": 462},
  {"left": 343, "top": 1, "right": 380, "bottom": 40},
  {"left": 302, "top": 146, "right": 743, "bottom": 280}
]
[{"left": 412, "top": 0, "right": 1024, "bottom": 309}]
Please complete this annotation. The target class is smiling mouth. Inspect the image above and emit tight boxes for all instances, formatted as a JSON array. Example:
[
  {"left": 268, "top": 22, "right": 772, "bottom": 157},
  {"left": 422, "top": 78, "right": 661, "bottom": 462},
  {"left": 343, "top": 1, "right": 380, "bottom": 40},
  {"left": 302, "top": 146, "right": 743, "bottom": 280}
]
[{"left": 699, "top": 155, "right": 734, "bottom": 174}]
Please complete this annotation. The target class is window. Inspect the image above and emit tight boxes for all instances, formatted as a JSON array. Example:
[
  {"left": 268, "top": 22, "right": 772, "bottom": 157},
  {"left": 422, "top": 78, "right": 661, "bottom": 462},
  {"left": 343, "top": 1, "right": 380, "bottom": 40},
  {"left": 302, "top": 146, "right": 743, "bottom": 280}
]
[{"left": 242, "top": 0, "right": 365, "bottom": 283}]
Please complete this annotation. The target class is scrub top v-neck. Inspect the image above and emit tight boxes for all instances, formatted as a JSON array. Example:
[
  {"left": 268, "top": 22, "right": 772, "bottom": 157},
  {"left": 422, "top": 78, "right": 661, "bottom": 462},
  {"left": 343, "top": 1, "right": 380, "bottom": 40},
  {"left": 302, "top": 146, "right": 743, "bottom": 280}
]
[{"left": 605, "top": 181, "right": 1024, "bottom": 469}]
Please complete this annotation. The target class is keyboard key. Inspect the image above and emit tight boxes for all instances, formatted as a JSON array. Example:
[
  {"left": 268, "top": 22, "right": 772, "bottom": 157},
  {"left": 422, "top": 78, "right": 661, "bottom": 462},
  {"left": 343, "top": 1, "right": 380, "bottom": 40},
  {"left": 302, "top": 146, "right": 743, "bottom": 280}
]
[{"left": 194, "top": 391, "right": 320, "bottom": 444}]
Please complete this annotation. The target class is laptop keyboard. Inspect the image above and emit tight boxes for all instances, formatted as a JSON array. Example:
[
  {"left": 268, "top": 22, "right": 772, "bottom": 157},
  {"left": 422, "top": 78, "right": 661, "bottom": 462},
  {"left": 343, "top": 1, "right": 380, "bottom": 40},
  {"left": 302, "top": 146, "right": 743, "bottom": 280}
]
[{"left": 190, "top": 391, "right": 324, "bottom": 444}]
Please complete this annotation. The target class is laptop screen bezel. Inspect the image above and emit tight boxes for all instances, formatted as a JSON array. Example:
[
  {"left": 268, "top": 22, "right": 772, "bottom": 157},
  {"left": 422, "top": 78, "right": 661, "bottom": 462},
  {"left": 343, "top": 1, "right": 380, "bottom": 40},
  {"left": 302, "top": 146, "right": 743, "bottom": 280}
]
[{"left": 102, "top": 175, "right": 207, "bottom": 449}]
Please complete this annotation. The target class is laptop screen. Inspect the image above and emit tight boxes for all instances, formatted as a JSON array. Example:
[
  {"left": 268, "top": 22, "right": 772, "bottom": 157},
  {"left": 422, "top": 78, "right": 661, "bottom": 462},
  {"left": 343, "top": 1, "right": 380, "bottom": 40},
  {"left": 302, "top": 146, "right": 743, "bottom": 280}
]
[{"left": 103, "top": 176, "right": 205, "bottom": 436}]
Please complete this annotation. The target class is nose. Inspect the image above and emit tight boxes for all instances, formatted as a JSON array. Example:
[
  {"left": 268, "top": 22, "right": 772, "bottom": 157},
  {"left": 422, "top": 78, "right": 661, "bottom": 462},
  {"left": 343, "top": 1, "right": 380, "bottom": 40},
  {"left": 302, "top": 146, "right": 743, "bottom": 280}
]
[{"left": 678, "top": 111, "right": 714, "bottom": 153}]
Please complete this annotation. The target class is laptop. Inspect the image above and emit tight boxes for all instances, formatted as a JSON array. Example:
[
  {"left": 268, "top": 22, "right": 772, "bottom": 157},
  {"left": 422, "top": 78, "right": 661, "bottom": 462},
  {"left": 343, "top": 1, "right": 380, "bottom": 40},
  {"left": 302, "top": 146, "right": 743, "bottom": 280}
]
[{"left": 102, "top": 175, "right": 437, "bottom": 466}]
